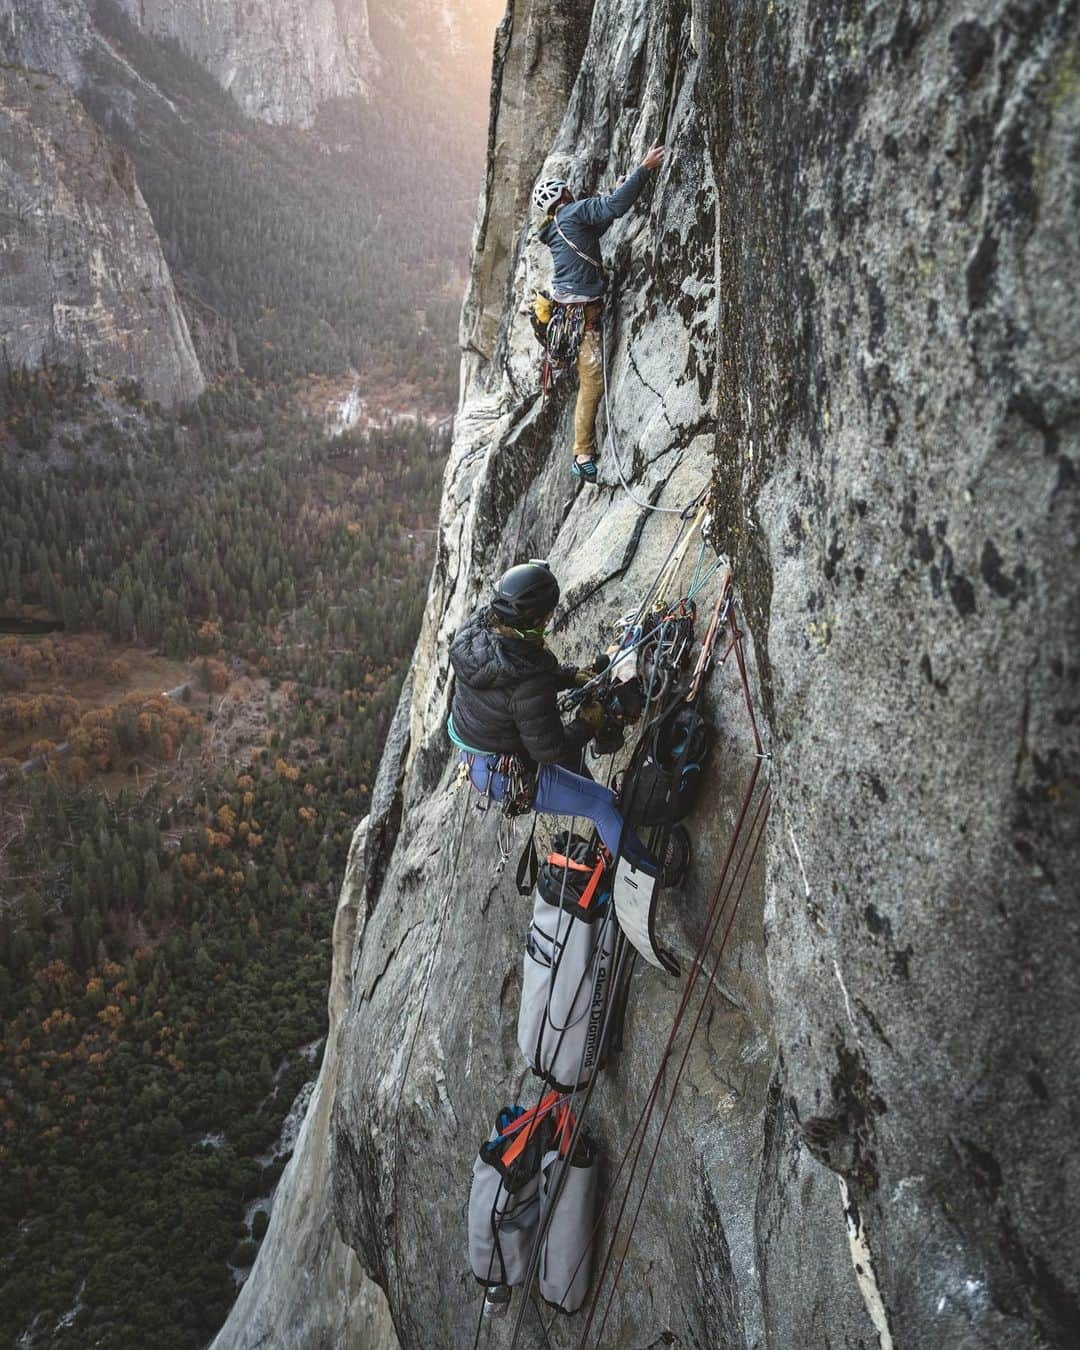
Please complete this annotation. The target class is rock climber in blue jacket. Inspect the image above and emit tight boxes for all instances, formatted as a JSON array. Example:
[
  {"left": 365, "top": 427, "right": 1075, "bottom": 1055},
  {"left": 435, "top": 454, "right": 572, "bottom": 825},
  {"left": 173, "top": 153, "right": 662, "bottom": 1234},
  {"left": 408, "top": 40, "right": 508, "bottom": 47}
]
[{"left": 532, "top": 142, "right": 666, "bottom": 483}]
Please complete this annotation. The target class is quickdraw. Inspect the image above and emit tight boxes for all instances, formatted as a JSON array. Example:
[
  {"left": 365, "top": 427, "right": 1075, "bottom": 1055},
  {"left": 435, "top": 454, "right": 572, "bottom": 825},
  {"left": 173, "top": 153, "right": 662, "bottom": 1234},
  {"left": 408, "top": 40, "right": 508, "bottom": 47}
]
[
  {"left": 501, "top": 755, "right": 536, "bottom": 819},
  {"left": 464, "top": 750, "right": 538, "bottom": 874},
  {"left": 541, "top": 302, "right": 589, "bottom": 396}
]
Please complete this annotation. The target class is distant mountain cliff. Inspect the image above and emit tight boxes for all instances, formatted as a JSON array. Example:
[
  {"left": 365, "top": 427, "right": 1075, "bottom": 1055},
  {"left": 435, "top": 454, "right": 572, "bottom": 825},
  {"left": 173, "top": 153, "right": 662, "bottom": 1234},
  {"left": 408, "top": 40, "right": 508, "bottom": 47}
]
[
  {"left": 0, "top": 0, "right": 500, "bottom": 407},
  {"left": 110, "top": 0, "right": 379, "bottom": 127},
  {"left": 0, "top": 0, "right": 498, "bottom": 127},
  {"left": 0, "top": 65, "right": 204, "bottom": 406}
]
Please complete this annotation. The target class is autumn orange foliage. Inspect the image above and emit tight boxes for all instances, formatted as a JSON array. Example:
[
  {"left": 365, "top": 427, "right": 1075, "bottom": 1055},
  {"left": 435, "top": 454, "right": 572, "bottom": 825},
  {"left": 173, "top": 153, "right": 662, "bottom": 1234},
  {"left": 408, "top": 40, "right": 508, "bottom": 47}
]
[{"left": 274, "top": 758, "right": 300, "bottom": 782}]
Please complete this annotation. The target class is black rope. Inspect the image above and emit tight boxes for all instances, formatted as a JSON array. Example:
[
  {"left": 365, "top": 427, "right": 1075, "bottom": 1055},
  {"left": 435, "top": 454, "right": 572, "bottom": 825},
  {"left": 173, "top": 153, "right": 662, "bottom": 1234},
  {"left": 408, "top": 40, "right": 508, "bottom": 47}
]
[
  {"left": 574, "top": 605, "right": 767, "bottom": 1347},
  {"left": 590, "top": 791, "right": 771, "bottom": 1347},
  {"left": 514, "top": 582, "right": 709, "bottom": 1340},
  {"left": 530, "top": 1292, "right": 555, "bottom": 1349},
  {"left": 538, "top": 591, "right": 754, "bottom": 1331},
  {"left": 470, "top": 1190, "right": 502, "bottom": 1350},
  {"left": 488, "top": 533, "right": 725, "bottom": 1345}
]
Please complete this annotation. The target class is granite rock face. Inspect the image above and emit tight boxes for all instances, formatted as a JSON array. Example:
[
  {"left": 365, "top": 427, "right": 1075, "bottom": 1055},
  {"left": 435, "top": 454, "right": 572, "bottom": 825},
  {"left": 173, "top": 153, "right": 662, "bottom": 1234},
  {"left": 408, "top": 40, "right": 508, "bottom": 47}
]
[
  {"left": 0, "top": 0, "right": 95, "bottom": 88},
  {"left": 1, "top": 0, "right": 504, "bottom": 133},
  {"left": 220, "top": 0, "right": 1074, "bottom": 1345},
  {"left": 332, "top": 0, "right": 860, "bottom": 1344},
  {"left": 176, "top": 286, "right": 239, "bottom": 383},
  {"left": 737, "top": 2, "right": 1080, "bottom": 1344},
  {"left": 0, "top": 65, "right": 204, "bottom": 406},
  {"left": 1, "top": 0, "right": 377, "bottom": 128},
  {"left": 111, "top": 0, "right": 379, "bottom": 127},
  {"left": 461, "top": 0, "right": 595, "bottom": 364}
]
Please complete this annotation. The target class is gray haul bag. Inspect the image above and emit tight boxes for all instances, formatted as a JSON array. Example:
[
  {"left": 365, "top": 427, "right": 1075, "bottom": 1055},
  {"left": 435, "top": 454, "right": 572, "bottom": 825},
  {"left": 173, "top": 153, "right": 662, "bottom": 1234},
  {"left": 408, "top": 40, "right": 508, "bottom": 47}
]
[
  {"left": 538, "top": 1132, "right": 599, "bottom": 1314},
  {"left": 517, "top": 836, "right": 616, "bottom": 1092},
  {"left": 467, "top": 1097, "right": 558, "bottom": 1286}
]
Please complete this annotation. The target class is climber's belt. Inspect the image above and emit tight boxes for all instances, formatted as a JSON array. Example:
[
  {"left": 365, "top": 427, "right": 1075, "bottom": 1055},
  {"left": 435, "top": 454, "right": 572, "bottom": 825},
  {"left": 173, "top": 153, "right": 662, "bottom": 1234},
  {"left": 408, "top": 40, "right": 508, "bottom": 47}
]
[
  {"left": 553, "top": 299, "right": 603, "bottom": 332},
  {"left": 459, "top": 747, "right": 537, "bottom": 817}
]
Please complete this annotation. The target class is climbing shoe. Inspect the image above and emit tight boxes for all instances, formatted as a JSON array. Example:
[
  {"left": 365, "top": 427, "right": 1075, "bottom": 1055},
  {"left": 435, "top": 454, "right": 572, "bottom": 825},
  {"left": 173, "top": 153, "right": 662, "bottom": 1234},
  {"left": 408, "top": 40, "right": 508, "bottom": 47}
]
[
  {"left": 660, "top": 824, "right": 692, "bottom": 888},
  {"left": 571, "top": 457, "right": 600, "bottom": 484}
]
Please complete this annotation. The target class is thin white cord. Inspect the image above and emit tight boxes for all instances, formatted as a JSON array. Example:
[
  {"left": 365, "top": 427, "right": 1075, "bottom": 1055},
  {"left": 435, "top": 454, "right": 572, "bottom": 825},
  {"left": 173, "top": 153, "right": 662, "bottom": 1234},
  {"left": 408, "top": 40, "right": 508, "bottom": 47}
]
[{"left": 600, "top": 324, "right": 687, "bottom": 515}]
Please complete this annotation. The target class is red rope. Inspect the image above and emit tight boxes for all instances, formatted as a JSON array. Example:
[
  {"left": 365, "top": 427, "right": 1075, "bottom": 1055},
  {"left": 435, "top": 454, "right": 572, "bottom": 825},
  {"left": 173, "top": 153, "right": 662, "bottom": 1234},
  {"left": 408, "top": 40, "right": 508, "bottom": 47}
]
[
  {"left": 687, "top": 577, "right": 731, "bottom": 703},
  {"left": 590, "top": 794, "right": 771, "bottom": 1347},
  {"left": 552, "top": 777, "right": 770, "bottom": 1339},
  {"left": 571, "top": 606, "right": 769, "bottom": 1347}
]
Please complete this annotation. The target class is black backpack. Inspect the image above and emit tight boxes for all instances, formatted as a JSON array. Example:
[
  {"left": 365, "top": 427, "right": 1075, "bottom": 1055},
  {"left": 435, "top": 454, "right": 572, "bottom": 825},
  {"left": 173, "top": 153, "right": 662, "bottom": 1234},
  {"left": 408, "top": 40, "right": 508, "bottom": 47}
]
[
  {"left": 619, "top": 696, "right": 714, "bottom": 828},
  {"left": 537, "top": 832, "right": 609, "bottom": 917}
]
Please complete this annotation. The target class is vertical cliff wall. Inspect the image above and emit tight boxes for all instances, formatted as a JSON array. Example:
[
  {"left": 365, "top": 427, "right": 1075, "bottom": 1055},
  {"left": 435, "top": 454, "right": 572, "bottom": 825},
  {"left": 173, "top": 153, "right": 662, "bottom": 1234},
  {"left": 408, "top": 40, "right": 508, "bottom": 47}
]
[
  {"left": 0, "top": 0, "right": 504, "bottom": 131},
  {"left": 462, "top": 1, "right": 595, "bottom": 363},
  {"left": 111, "top": 0, "right": 379, "bottom": 127},
  {"left": 0, "top": 65, "right": 205, "bottom": 406},
  {"left": 711, "top": 2, "right": 1079, "bottom": 1345},
  {"left": 1, "top": 0, "right": 377, "bottom": 128},
  {"left": 210, "top": 0, "right": 1076, "bottom": 1346},
  {"left": 0, "top": 0, "right": 94, "bottom": 87}
]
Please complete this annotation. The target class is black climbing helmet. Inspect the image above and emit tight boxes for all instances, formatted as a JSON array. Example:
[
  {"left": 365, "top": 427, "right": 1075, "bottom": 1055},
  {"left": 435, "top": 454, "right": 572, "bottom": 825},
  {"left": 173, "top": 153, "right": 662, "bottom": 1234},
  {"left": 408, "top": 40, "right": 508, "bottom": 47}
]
[{"left": 490, "top": 559, "right": 560, "bottom": 628}]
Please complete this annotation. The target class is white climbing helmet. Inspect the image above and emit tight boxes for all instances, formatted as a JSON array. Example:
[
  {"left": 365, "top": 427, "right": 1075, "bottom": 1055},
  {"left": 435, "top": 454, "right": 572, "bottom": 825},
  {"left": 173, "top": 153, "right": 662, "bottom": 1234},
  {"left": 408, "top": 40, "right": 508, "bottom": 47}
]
[{"left": 532, "top": 177, "right": 568, "bottom": 214}]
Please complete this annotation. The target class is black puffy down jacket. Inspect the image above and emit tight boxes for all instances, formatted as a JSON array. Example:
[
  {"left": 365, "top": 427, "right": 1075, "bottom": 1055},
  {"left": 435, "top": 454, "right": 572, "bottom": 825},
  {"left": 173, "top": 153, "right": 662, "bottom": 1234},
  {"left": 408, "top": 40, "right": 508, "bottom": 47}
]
[{"left": 449, "top": 611, "right": 586, "bottom": 764}]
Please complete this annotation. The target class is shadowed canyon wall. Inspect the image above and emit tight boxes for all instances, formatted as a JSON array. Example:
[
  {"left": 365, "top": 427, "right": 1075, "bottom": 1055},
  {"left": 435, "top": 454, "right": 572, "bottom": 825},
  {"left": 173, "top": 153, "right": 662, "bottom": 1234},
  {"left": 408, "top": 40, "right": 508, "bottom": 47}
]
[{"left": 0, "top": 65, "right": 205, "bottom": 405}]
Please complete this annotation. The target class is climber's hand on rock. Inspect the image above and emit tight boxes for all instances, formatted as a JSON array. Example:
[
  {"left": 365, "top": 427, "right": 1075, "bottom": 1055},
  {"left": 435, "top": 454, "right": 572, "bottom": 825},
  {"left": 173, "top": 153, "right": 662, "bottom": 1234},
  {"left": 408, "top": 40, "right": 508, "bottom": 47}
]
[{"left": 642, "top": 143, "right": 666, "bottom": 171}]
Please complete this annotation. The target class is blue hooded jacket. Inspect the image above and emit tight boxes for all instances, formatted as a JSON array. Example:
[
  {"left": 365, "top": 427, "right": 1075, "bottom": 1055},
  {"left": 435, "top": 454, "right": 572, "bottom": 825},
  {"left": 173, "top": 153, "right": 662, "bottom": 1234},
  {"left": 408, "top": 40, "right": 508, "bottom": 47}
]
[{"left": 538, "top": 166, "right": 651, "bottom": 301}]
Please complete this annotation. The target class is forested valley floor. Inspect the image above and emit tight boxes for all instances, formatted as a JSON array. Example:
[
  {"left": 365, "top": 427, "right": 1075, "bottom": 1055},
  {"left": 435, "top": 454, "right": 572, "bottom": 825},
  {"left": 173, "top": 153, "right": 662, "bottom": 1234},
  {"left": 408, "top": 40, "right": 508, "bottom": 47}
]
[
  {"left": 0, "top": 368, "right": 446, "bottom": 1347},
  {"left": 0, "top": 4, "right": 486, "bottom": 1343}
]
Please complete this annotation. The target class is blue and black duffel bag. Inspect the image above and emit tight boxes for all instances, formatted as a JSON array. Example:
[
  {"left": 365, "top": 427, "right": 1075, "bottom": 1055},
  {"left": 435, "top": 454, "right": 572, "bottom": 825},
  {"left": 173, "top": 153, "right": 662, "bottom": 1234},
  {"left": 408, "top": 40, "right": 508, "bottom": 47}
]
[{"left": 619, "top": 695, "right": 714, "bottom": 828}]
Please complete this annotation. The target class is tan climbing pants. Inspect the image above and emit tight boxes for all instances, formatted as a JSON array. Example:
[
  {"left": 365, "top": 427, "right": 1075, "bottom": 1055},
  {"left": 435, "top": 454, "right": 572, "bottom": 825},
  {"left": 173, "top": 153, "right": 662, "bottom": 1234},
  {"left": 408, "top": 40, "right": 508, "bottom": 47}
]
[{"left": 572, "top": 324, "right": 605, "bottom": 460}]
